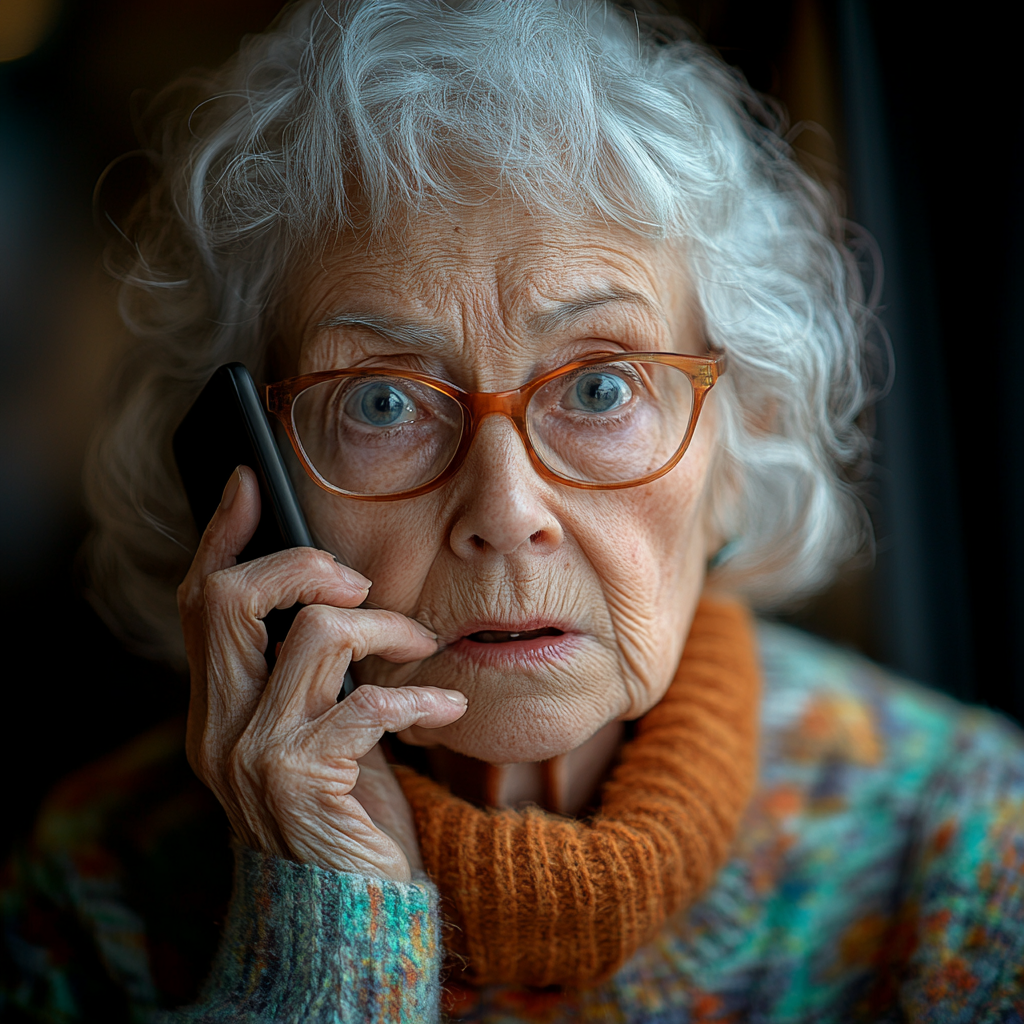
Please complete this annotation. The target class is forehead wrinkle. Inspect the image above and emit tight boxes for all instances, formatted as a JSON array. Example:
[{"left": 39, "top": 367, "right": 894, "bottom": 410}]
[
  {"left": 316, "top": 312, "right": 454, "bottom": 353},
  {"left": 526, "top": 287, "right": 668, "bottom": 336}
]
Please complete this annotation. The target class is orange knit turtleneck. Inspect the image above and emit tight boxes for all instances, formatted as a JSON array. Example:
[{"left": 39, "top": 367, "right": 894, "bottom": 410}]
[{"left": 395, "top": 595, "right": 761, "bottom": 988}]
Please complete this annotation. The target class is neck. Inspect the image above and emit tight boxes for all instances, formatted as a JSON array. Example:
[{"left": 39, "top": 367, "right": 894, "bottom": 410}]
[{"left": 426, "top": 719, "right": 624, "bottom": 816}]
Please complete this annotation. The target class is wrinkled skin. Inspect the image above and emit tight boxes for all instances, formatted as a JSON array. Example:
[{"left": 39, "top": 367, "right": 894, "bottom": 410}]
[{"left": 179, "top": 201, "right": 720, "bottom": 878}]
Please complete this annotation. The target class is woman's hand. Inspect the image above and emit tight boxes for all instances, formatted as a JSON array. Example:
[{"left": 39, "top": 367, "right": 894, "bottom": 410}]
[{"left": 177, "top": 466, "right": 466, "bottom": 881}]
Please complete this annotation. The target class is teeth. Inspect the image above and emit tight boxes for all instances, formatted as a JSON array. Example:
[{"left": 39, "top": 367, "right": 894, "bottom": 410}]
[{"left": 467, "top": 627, "right": 563, "bottom": 644}]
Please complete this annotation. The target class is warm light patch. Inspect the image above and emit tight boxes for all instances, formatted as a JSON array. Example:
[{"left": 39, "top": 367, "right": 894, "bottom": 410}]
[{"left": 0, "top": 0, "right": 60, "bottom": 63}]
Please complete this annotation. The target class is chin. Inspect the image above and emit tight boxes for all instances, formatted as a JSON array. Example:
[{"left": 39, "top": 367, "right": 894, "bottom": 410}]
[
  {"left": 428, "top": 698, "right": 611, "bottom": 764},
  {"left": 371, "top": 642, "right": 624, "bottom": 765}
]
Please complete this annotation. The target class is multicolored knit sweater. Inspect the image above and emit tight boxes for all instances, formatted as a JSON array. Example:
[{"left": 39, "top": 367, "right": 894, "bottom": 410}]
[{"left": 3, "top": 622, "right": 1024, "bottom": 1022}]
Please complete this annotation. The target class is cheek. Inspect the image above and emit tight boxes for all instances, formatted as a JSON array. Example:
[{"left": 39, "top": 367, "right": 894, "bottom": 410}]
[
  {"left": 584, "top": 459, "right": 710, "bottom": 595},
  {"left": 303, "top": 487, "right": 444, "bottom": 607},
  {"left": 583, "top": 449, "right": 715, "bottom": 714}
]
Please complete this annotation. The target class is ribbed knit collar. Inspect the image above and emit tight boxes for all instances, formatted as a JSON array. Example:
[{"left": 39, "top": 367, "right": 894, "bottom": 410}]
[{"left": 395, "top": 595, "right": 761, "bottom": 988}]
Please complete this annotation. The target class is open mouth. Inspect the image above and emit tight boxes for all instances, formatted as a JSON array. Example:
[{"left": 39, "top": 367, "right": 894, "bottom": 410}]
[
  {"left": 448, "top": 623, "right": 579, "bottom": 665},
  {"left": 466, "top": 627, "right": 565, "bottom": 644}
]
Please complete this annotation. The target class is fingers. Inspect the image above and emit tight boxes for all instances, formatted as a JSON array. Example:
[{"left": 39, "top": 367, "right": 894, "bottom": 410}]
[
  {"left": 311, "top": 684, "right": 467, "bottom": 764},
  {"left": 208, "top": 547, "right": 372, "bottom": 625},
  {"left": 179, "top": 467, "right": 372, "bottom": 778},
  {"left": 194, "top": 465, "right": 261, "bottom": 579},
  {"left": 182, "top": 473, "right": 374, "bottom": 697},
  {"left": 181, "top": 467, "right": 371, "bottom": 626},
  {"left": 191, "top": 540, "right": 374, "bottom": 741},
  {"left": 178, "top": 467, "right": 256, "bottom": 667},
  {"left": 229, "top": 683, "right": 464, "bottom": 870},
  {"left": 180, "top": 466, "right": 372, "bottom": 641},
  {"left": 261, "top": 606, "right": 441, "bottom": 724},
  {"left": 284, "top": 605, "right": 438, "bottom": 665},
  {"left": 180, "top": 467, "right": 260, "bottom": 772}
]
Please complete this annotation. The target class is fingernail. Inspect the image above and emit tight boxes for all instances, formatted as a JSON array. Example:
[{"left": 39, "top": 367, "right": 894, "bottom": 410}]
[
  {"left": 443, "top": 690, "right": 467, "bottom": 704},
  {"left": 330, "top": 555, "right": 371, "bottom": 590},
  {"left": 221, "top": 468, "right": 242, "bottom": 510},
  {"left": 412, "top": 621, "right": 438, "bottom": 640}
]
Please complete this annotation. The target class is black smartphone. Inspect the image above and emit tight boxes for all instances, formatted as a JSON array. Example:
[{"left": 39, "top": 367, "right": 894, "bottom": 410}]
[{"left": 173, "top": 362, "right": 314, "bottom": 664}]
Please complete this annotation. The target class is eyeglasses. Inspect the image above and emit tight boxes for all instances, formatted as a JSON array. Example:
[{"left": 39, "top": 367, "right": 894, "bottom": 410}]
[{"left": 265, "top": 351, "right": 725, "bottom": 501}]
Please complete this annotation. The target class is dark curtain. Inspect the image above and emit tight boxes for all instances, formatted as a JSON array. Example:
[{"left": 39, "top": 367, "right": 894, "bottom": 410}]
[{"left": 674, "top": 0, "right": 1024, "bottom": 720}]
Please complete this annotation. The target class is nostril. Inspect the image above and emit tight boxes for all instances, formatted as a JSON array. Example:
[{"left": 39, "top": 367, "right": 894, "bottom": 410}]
[
  {"left": 530, "top": 530, "right": 544, "bottom": 544},
  {"left": 471, "top": 534, "right": 487, "bottom": 550}
]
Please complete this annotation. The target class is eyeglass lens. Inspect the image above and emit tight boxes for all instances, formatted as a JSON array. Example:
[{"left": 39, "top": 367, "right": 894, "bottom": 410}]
[{"left": 290, "top": 360, "right": 695, "bottom": 496}]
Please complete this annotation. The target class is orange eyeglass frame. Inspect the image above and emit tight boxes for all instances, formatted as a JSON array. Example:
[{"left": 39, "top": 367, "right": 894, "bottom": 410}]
[{"left": 265, "top": 350, "right": 727, "bottom": 501}]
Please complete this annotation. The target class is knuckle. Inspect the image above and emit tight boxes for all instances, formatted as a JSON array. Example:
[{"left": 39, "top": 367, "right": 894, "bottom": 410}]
[
  {"left": 203, "top": 568, "right": 239, "bottom": 607},
  {"left": 347, "top": 684, "right": 390, "bottom": 718},
  {"left": 238, "top": 739, "right": 292, "bottom": 784},
  {"left": 291, "top": 546, "right": 329, "bottom": 575},
  {"left": 251, "top": 546, "right": 326, "bottom": 590},
  {"left": 293, "top": 603, "right": 345, "bottom": 638},
  {"left": 292, "top": 603, "right": 324, "bottom": 629},
  {"left": 177, "top": 569, "right": 206, "bottom": 616}
]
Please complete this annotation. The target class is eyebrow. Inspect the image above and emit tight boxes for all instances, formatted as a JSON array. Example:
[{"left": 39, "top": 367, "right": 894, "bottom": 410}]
[
  {"left": 526, "top": 287, "right": 666, "bottom": 335},
  {"left": 317, "top": 287, "right": 666, "bottom": 350},
  {"left": 317, "top": 312, "right": 452, "bottom": 350}
]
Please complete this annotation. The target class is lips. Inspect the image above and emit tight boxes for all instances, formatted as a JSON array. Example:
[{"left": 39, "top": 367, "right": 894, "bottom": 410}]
[{"left": 441, "top": 619, "right": 581, "bottom": 665}]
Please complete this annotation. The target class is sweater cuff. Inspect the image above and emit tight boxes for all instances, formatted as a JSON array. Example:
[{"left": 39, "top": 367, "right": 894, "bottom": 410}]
[{"left": 163, "top": 844, "right": 441, "bottom": 1023}]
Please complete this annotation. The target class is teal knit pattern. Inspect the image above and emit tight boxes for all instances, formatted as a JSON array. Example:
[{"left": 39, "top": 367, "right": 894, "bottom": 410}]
[{"left": 160, "top": 846, "right": 440, "bottom": 1024}]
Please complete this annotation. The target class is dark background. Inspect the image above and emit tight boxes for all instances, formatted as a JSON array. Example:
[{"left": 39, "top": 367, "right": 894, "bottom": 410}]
[{"left": 2, "top": 0, "right": 1022, "bottom": 860}]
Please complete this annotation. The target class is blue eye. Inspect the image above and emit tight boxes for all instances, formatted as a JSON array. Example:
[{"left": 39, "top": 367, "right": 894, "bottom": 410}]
[
  {"left": 565, "top": 372, "right": 632, "bottom": 413},
  {"left": 346, "top": 381, "right": 416, "bottom": 426}
]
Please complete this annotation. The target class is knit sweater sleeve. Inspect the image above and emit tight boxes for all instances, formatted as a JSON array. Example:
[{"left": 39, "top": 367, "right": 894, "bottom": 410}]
[{"left": 156, "top": 844, "right": 442, "bottom": 1024}]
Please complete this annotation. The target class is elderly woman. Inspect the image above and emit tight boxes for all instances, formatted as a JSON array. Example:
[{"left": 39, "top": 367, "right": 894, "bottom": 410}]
[{"left": 3, "top": 1, "right": 1024, "bottom": 1021}]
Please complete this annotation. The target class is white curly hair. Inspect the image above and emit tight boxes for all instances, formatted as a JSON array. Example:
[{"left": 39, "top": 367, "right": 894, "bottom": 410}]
[{"left": 85, "top": 0, "right": 873, "bottom": 669}]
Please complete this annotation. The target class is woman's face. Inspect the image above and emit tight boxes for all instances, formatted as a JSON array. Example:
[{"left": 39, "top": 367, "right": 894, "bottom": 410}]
[{"left": 286, "top": 201, "right": 720, "bottom": 765}]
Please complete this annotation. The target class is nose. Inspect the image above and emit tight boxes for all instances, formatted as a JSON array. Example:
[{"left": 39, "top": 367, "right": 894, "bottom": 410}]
[{"left": 448, "top": 415, "right": 564, "bottom": 559}]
